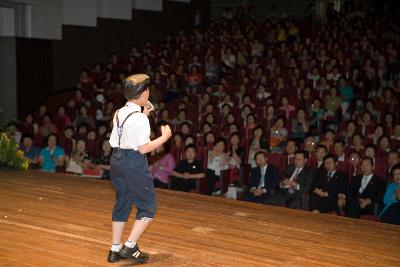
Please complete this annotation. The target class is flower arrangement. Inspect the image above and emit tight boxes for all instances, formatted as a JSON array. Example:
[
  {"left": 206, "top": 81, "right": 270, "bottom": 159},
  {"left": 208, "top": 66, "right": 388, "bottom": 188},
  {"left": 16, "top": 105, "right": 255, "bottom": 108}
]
[{"left": 0, "top": 132, "right": 29, "bottom": 170}]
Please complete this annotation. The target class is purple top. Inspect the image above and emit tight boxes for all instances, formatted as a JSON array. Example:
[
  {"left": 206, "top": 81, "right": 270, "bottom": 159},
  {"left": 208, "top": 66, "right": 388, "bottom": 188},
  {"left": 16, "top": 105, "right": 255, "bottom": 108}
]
[{"left": 150, "top": 153, "right": 176, "bottom": 184}]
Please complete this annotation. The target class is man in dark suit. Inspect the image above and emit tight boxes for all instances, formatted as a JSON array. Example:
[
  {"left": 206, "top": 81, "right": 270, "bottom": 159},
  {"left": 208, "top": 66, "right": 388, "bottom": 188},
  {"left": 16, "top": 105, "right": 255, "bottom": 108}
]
[
  {"left": 312, "top": 144, "right": 328, "bottom": 175},
  {"left": 266, "top": 150, "right": 315, "bottom": 209},
  {"left": 309, "top": 154, "right": 347, "bottom": 214},
  {"left": 346, "top": 157, "right": 386, "bottom": 219},
  {"left": 283, "top": 139, "right": 297, "bottom": 168},
  {"left": 333, "top": 139, "right": 349, "bottom": 173},
  {"left": 242, "top": 151, "right": 279, "bottom": 204}
]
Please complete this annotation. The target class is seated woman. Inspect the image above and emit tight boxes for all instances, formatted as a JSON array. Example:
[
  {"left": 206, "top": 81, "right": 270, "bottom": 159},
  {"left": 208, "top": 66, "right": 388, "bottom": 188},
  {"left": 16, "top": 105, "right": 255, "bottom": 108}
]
[
  {"left": 291, "top": 108, "right": 309, "bottom": 143},
  {"left": 278, "top": 96, "right": 295, "bottom": 120},
  {"left": 228, "top": 133, "right": 245, "bottom": 185},
  {"left": 186, "top": 65, "right": 203, "bottom": 94},
  {"left": 149, "top": 143, "right": 176, "bottom": 188},
  {"left": 39, "top": 134, "right": 65, "bottom": 173},
  {"left": 324, "top": 86, "right": 341, "bottom": 119},
  {"left": 74, "top": 105, "right": 95, "bottom": 130},
  {"left": 269, "top": 117, "right": 288, "bottom": 153},
  {"left": 170, "top": 145, "right": 206, "bottom": 192},
  {"left": 91, "top": 139, "right": 112, "bottom": 179},
  {"left": 380, "top": 164, "right": 400, "bottom": 225},
  {"left": 59, "top": 126, "right": 76, "bottom": 157},
  {"left": 308, "top": 97, "right": 325, "bottom": 134},
  {"left": 243, "top": 114, "right": 257, "bottom": 139},
  {"left": 248, "top": 126, "right": 268, "bottom": 168},
  {"left": 206, "top": 138, "right": 229, "bottom": 195},
  {"left": 170, "top": 133, "right": 185, "bottom": 162},
  {"left": 65, "top": 139, "right": 91, "bottom": 175},
  {"left": 20, "top": 112, "right": 39, "bottom": 137},
  {"left": 38, "top": 113, "right": 58, "bottom": 143}
]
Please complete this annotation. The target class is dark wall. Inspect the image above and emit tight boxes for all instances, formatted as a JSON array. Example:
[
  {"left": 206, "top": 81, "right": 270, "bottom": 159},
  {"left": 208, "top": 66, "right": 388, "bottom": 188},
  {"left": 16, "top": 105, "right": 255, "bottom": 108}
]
[
  {"left": 16, "top": 37, "right": 53, "bottom": 118},
  {"left": 51, "top": 0, "right": 210, "bottom": 90},
  {"left": 15, "top": 0, "right": 210, "bottom": 118},
  {"left": 0, "top": 37, "right": 17, "bottom": 120}
]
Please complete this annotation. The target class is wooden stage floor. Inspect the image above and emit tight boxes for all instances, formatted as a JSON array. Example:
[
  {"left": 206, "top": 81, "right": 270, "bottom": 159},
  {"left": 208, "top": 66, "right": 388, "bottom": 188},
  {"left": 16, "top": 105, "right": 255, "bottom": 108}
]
[{"left": 0, "top": 170, "right": 399, "bottom": 267}]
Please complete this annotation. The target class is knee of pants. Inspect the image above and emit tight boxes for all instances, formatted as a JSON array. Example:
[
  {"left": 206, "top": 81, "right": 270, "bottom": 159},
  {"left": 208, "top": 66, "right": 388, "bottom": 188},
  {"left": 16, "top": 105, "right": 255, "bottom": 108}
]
[
  {"left": 112, "top": 204, "right": 132, "bottom": 222},
  {"left": 135, "top": 202, "right": 158, "bottom": 220}
]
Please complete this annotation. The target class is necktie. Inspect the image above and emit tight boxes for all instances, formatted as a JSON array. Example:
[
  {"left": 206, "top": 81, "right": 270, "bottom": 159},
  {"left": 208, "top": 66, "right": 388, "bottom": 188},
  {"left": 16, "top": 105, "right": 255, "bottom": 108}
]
[
  {"left": 327, "top": 172, "right": 332, "bottom": 181},
  {"left": 258, "top": 167, "right": 266, "bottom": 189},
  {"left": 359, "top": 175, "right": 369, "bottom": 194},
  {"left": 288, "top": 168, "right": 299, "bottom": 194}
]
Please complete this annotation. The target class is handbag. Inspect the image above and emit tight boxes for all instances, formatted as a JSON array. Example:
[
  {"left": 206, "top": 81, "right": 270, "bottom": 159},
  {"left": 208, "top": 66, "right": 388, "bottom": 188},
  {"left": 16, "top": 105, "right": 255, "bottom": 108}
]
[{"left": 66, "top": 159, "right": 83, "bottom": 174}]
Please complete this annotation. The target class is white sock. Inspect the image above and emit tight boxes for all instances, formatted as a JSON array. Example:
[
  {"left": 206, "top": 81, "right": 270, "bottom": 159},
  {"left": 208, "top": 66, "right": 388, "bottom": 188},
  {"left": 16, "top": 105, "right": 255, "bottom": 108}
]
[
  {"left": 111, "top": 243, "right": 121, "bottom": 252},
  {"left": 124, "top": 240, "right": 136, "bottom": 248}
]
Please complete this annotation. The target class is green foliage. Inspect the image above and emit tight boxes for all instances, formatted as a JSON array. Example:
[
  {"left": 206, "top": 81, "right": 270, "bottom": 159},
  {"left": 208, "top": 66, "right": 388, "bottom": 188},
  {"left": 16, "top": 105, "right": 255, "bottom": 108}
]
[{"left": 0, "top": 132, "right": 29, "bottom": 170}]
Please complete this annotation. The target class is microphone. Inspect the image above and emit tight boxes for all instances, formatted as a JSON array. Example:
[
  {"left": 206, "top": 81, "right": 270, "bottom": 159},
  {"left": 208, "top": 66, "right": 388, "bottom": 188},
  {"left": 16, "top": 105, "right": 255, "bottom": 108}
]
[{"left": 146, "top": 101, "right": 157, "bottom": 118}]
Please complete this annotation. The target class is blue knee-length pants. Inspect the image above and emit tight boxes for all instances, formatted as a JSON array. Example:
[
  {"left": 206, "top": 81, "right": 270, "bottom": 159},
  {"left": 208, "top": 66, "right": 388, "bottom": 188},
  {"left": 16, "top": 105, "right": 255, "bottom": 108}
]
[{"left": 110, "top": 149, "right": 157, "bottom": 221}]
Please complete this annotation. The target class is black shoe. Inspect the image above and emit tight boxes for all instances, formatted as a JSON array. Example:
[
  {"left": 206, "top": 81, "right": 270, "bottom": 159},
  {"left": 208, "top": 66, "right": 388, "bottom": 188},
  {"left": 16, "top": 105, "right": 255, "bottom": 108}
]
[
  {"left": 107, "top": 250, "right": 124, "bottom": 263},
  {"left": 119, "top": 244, "right": 149, "bottom": 264}
]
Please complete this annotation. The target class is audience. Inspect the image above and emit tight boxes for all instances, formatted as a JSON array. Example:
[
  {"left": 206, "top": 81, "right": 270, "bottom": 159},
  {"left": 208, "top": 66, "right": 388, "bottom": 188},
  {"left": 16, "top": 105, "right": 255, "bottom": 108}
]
[{"left": 13, "top": 4, "right": 400, "bottom": 223}]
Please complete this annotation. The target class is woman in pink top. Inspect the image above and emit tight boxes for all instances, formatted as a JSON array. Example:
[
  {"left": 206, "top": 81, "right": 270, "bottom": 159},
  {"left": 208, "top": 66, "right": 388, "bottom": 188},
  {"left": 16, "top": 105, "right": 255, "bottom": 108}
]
[
  {"left": 278, "top": 96, "right": 295, "bottom": 120},
  {"left": 149, "top": 143, "right": 176, "bottom": 189}
]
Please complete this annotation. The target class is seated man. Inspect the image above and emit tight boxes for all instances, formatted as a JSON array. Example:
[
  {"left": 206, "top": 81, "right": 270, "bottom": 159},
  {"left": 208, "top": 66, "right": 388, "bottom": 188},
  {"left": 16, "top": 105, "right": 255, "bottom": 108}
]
[
  {"left": 314, "top": 144, "right": 328, "bottom": 175},
  {"left": 20, "top": 134, "right": 40, "bottom": 169},
  {"left": 309, "top": 154, "right": 347, "bottom": 214},
  {"left": 242, "top": 151, "right": 279, "bottom": 204},
  {"left": 333, "top": 139, "right": 347, "bottom": 162},
  {"left": 266, "top": 150, "right": 315, "bottom": 209},
  {"left": 283, "top": 139, "right": 297, "bottom": 167},
  {"left": 170, "top": 145, "right": 205, "bottom": 192},
  {"left": 345, "top": 157, "right": 385, "bottom": 219},
  {"left": 333, "top": 139, "right": 349, "bottom": 173}
]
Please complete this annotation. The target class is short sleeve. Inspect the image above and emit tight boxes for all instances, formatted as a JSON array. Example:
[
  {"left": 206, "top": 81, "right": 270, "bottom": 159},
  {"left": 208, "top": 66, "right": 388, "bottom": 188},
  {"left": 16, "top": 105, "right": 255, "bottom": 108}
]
[{"left": 136, "top": 115, "right": 151, "bottom": 147}]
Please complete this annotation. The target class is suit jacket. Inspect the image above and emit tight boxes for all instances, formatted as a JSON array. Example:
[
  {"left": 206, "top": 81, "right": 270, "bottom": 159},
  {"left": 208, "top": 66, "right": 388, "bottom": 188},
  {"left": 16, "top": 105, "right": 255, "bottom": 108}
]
[
  {"left": 310, "top": 170, "right": 347, "bottom": 199},
  {"left": 283, "top": 164, "right": 315, "bottom": 194},
  {"left": 347, "top": 174, "right": 385, "bottom": 204},
  {"left": 284, "top": 154, "right": 295, "bottom": 169},
  {"left": 249, "top": 164, "right": 280, "bottom": 195}
]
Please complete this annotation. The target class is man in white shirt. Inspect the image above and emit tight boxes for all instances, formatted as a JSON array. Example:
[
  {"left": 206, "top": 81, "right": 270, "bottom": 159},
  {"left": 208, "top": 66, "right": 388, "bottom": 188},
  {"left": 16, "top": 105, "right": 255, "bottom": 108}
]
[
  {"left": 345, "top": 157, "right": 385, "bottom": 219},
  {"left": 242, "top": 152, "right": 279, "bottom": 204},
  {"left": 333, "top": 139, "right": 346, "bottom": 162},
  {"left": 314, "top": 144, "right": 328, "bottom": 174},
  {"left": 107, "top": 74, "right": 172, "bottom": 264},
  {"left": 266, "top": 150, "right": 315, "bottom": 209}
]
